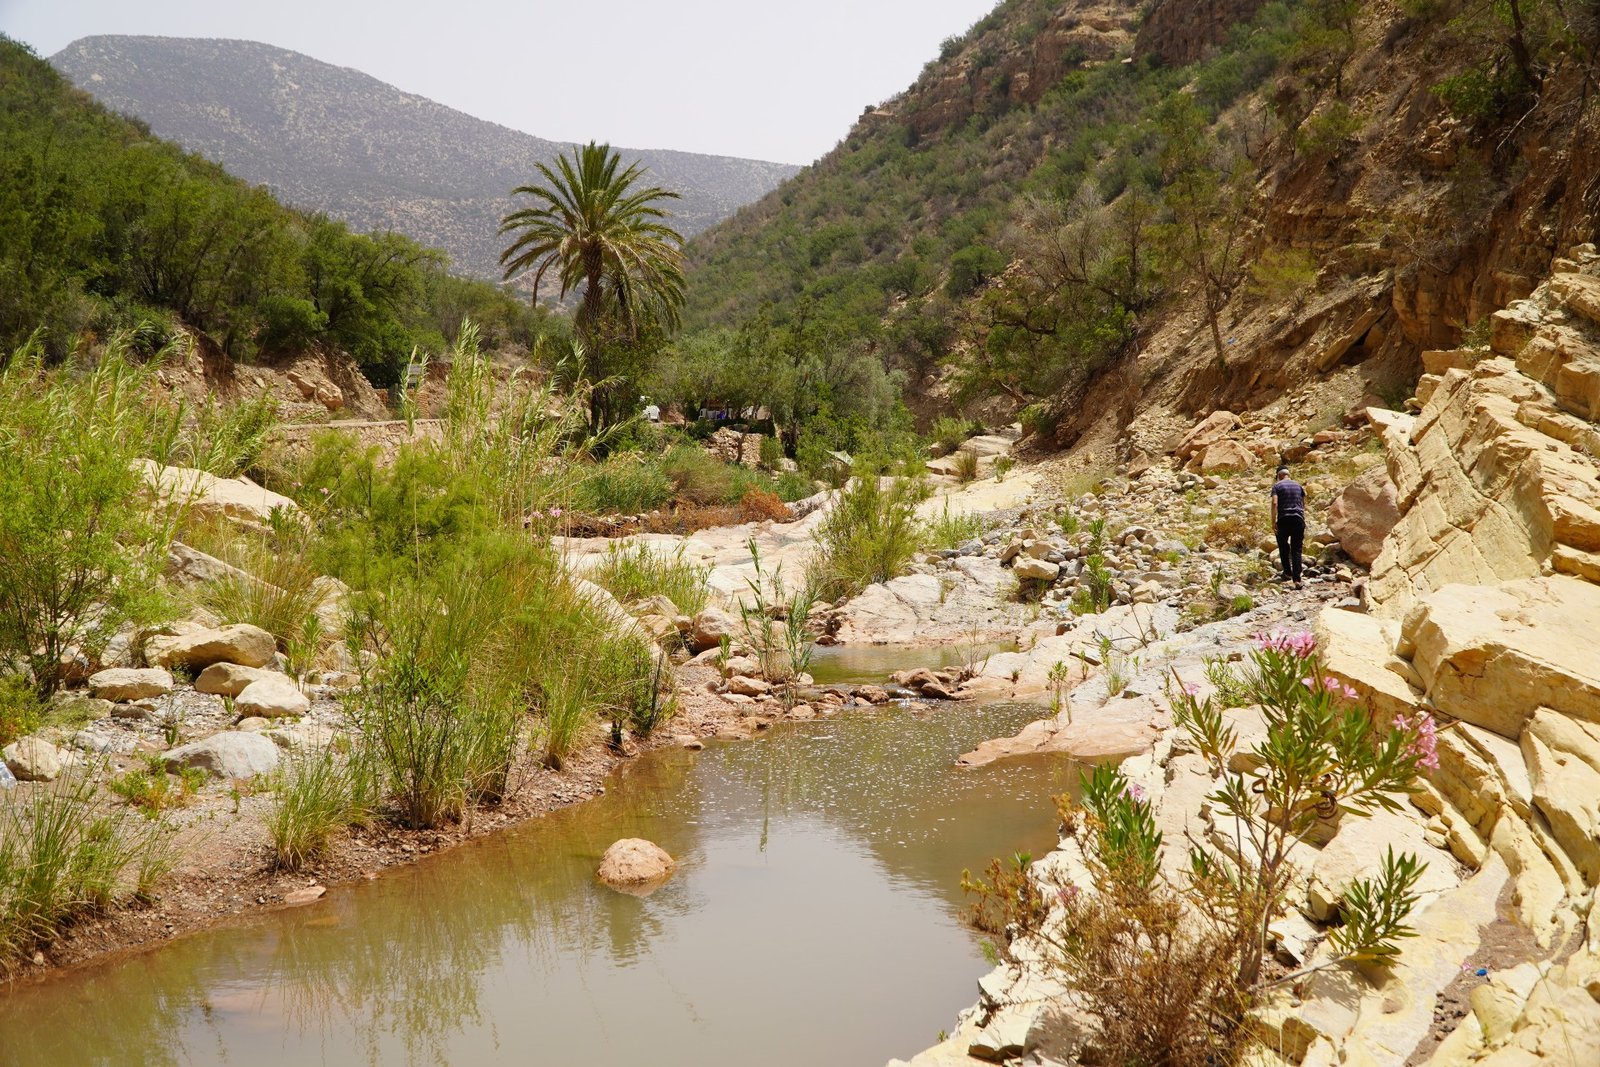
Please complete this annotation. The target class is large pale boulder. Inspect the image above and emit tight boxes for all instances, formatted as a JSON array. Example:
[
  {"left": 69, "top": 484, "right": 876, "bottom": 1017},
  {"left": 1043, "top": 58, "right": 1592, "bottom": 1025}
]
[
  {"left": 138, "top": 461, "right": 300, "bottom": 530},
  {"left": 234, "top": 674, "right": 309, "bottom": 719},
  {"left": 3, "top": 738, "right": 66, "bottom": 782},
  {"left": 1312, "top": 608, "right": 1422, "bottom": 721},
  {"left": 958, "top": 698, "right": 1163, "bottom": 768},
  {"left": 194, "top": 662, "right": 273, "bottom": 697},
  {"left": 147, "top": 623, "right": 277, "bottom": 671},
  {"left": 597, "top": 838, "right": 676, "bottom": 894},
  {"left": 1198, "top": 439, "right": 1256, "bottom": 474},
  {"left": 1403, "top": 577, "right": 1600, "bottom": 738},
  {"left": 165, "top": 542, "right": 256, "bottom": 589},
  {"left": 1327, "top": 465, "right": 1400, "bottom": 566},
  {"left": 88, "top": 667, "right": 173, "bottom": 702},
  {"left": 162, "top": 732, "right": 280, "bottom": 779},
  {"left": 1175, "top": 410, "right": 1241, "bottom": 460}
]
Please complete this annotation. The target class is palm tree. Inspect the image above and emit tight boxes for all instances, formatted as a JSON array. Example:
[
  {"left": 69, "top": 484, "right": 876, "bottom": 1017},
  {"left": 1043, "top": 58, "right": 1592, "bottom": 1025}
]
[{"left": 499, "top": 142, "right": 685, "bottom": 429}]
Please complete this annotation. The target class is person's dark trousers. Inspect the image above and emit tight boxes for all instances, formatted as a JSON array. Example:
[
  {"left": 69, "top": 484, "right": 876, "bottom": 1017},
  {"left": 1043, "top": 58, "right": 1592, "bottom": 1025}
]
[{"left": 1276, "top": 516, "right": 1305, "bottom": 581}]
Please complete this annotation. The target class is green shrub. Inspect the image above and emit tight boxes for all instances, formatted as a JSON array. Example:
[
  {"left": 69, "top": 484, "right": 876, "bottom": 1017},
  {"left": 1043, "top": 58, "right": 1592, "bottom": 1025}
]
[
  {"left": 808, "top": 472, "right": 929, "bottom": 600},
  {"left": 576, "top": 456, "right": 674, "bottom": 515},
  {"left": 590, "top": 542, "right": 711, "bottom": 616},
  {"left": 0, "top": 677, "right": 42, "bottom": 747},
  {"left": 929, "top": 415, "right": 979, "bottom": 454},
  {"left": 0, "top": 775, "right": 171, "bottom": 964},
  {"left": 194, "top": 521, "right": 326, "bottom": 650},
  {"left": 967, "top": 635, "right": 1434, "bottom": 1062},
  {"left": 773, "top": 470, "right": 817, "bottom": 501},
  {"left": 344, "top": 567, "right": 524, "bottom": 830},
  {"left": 1294, "top": 101, "right": 1364, "bottom": 158},
  {"left": 538, "top": 666, "right": 595, "bottom": 770},
  {"left": 162, "top": 391, "right": 281, "bottom": 478},
  {"left": 661, "top": 443, "right": 738, "bottom": 505},
  {"left": 0, "top": 345, "right": 172, "bottom": 695},
  {"left": 953, "top": 449, "right": 981, "bottom": 483},
  {"left": 758, "top": 435, "right": 784, "bottom": 469},
  {"left": 109, "top": 762, "right": 206, "bottom": 816},
  {"left": 923, "top": 502, "right": 986, "bottom": 550}
]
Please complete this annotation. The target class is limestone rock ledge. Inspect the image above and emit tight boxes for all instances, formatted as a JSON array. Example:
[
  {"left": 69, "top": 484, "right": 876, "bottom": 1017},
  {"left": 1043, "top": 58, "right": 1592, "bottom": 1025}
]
[{"left": 1315, "top": 267, "right": 1600, "bottom": 1064}]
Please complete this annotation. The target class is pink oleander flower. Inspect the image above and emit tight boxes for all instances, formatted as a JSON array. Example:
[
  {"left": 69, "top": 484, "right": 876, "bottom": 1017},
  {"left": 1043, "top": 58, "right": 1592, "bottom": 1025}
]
[
  {"left": 1123, "top": 782, "right": 1148, "bottom": 804},
  {"left": 550, "top": 507, "right": 564, "bottom": 518},
  {"left": 1057, "top": 884, "right": 1081, "bottom": 906},
  {"left": 1394, "top": 711, "right": 1440, "bottom": 772},
  {"left": 1180, "top": 681, "right": 1200, "bottom": 697},
  {"left": 1253, "top": 629, "right": 1316, "bottom": 658},
  {"left": 1341, "top": 683, "right": 1359, "bottom": 701}
]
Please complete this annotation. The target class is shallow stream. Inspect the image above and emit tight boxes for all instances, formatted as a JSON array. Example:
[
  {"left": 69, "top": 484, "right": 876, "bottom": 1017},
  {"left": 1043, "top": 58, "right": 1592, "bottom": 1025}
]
[{"left": 0, "top": 699, "right": 1075, "bottom": 1066}]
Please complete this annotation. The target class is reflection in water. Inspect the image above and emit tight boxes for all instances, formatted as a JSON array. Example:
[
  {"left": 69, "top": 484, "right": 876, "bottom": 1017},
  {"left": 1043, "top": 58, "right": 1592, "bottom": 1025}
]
[
  {"left": 0, "top": 703, "right": 1075, "bottom": 1067},
  {"left": 807, "top": 642, "right": 1015, "bottom": 687}
]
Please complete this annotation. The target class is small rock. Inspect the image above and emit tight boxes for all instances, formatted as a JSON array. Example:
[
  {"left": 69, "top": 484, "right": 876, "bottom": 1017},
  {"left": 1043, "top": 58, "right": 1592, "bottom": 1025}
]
[
  {"left": 1014, "top": 557, "right": 1060, "bottom": 582},
  {"left": 195, "top": 662, "right": 275, "bottom": 697},
  {"left": 284, "top": 885, "right": 326, "bottom": 907},
  {"left": 48, "top": 693, "right": 113, "bottom": 723}
]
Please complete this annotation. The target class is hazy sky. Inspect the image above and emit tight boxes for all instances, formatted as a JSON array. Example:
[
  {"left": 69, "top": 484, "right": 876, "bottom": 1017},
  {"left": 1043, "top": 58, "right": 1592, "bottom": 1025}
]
[{"left": 0, "top": 0, "right": 1000, "bottom": 164}]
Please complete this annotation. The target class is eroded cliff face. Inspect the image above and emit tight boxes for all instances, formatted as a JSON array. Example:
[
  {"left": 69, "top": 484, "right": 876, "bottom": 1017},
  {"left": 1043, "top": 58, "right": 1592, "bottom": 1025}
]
[
  {"left": 886, "top": 0, "right": 1141, "bottom": 140},
  {"left": 1132, "top": 0, "right": 1268, "bottom": 66},
  {"left": 1056, "top": 7, "right": 1600, "bottom": 460},
  {"left": 1311, "top": 267, "right": 1600, "bottom": 1064}
]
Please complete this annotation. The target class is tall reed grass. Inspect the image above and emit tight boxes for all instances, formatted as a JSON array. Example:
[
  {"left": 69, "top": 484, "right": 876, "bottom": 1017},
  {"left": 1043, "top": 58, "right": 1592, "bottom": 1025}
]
[
  {"left": 589, "top": 541, "right": 711, "bottom": 616},
  {"left": 0, "top": 775, "right": 171, "bottom": 965}
]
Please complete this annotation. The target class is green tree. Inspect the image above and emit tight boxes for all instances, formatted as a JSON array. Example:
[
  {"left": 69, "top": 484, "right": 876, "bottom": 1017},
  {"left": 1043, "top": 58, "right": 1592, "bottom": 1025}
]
[
  {"left": 1156, "top": 94, "right": 1256, "bottom": 367},
  {"left": 499, "top": 142, "right": 686, "bottom": 430}
]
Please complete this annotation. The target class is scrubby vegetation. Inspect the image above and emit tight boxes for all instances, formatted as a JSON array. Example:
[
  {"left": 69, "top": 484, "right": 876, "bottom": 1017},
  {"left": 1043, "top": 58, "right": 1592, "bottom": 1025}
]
[
  {"left": 0, "top": 36, "right": 555, "bottom": 380},
  {"left": 966, "top": 633, "right": 1436, "bottom": 1064}
]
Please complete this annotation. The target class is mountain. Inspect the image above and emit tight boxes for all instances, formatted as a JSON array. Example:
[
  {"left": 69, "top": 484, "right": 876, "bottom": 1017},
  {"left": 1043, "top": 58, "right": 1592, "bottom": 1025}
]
[{"left": 49, "top": 35, "right": 800, "bottom": 283}]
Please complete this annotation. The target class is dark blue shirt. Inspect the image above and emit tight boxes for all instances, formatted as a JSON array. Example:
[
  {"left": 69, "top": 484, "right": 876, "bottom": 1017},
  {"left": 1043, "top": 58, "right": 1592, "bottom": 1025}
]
[{"left": 1271, "top": 479, "right": 1306, "bottom": 520}]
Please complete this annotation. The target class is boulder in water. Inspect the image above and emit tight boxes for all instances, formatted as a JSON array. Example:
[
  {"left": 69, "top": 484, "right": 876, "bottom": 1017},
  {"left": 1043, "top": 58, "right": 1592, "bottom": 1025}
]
[{"left": 598, "top": 838, "right": 676, "bottom": 895}]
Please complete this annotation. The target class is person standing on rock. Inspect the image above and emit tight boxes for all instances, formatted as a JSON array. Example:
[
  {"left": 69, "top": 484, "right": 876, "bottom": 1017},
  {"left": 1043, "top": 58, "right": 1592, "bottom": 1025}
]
[{"left": 1270, "top": 466, "right": 1306, "bottom": 588}]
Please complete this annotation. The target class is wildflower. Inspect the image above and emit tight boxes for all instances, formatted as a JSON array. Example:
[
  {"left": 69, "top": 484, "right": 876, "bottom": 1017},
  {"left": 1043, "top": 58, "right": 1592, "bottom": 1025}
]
[
  {"left": 1180, "top": 681, "right": 1200, "bottom": 696},
  {"left": 1056, "top": 884, "right": 1080, "bottom": 906},
  {"left": 550, "top": 506, "right": 564, "bottom": 518},
  {"left": 528, "top": 510, "right": 544, "bottom": 522},
  {"left": 1393, "top": 711, "right": 1440, "bottom": 772},
  {"left": 1253, "top": 630, "right": 1316, "bottom": 657},
  {"left": 1123, "top": 782, "right": 1148, "bottom": 804}
]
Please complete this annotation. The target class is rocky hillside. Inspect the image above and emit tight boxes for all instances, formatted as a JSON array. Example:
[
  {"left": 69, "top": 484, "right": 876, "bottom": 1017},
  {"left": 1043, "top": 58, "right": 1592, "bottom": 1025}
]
[{"left": 50, "top": 36, "right": 799, "bottom": 282}]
